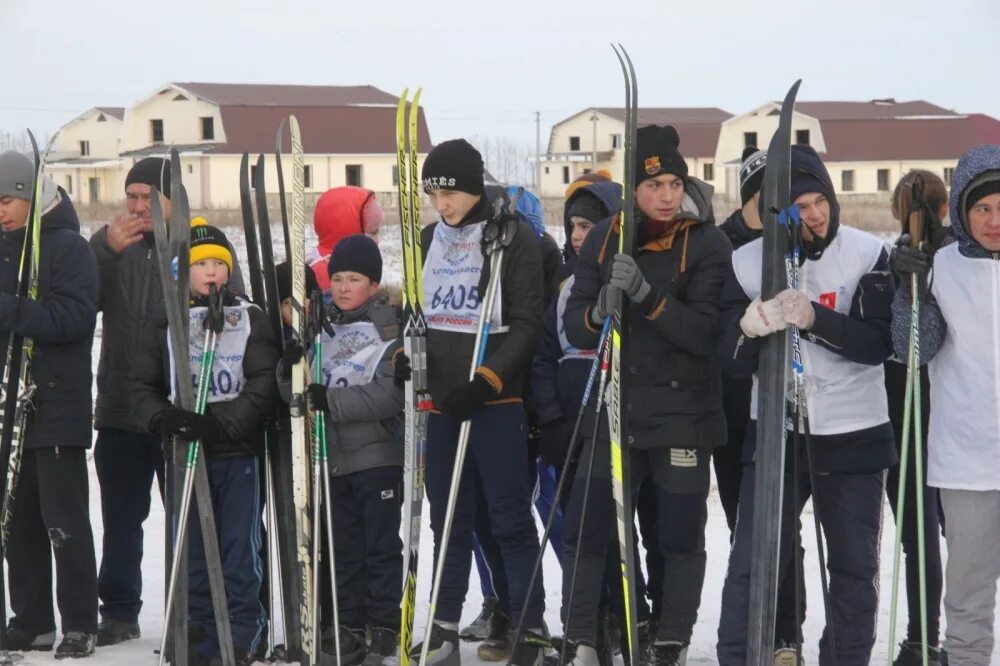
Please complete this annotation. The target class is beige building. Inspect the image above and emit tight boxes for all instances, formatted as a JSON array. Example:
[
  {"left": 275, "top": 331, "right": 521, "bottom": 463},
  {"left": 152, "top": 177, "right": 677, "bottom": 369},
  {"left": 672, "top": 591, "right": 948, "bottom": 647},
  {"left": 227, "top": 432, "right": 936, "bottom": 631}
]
[
  {"left": 537, "top": 107, "right": 732, "bottom": 197},
  {"left": 47, "top": 83, "right": 432, "bottom": 208}
]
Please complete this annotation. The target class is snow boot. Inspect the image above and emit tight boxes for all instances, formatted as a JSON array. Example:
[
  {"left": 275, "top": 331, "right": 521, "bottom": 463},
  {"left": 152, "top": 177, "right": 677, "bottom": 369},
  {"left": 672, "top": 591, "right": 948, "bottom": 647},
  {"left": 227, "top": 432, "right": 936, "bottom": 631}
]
[
  {"left": 54, "top": 632, "right": 95, "bottom": 659},
  {"left": 4, "top": 623, "right": 55, "bottom": 651},
  {"left": 320, "top": 626, "right": 367, "bottom": 666},
  {"left": 410, "top": 622, "right": 461, "bottom": 666},
  {"left": 364, "top": 627, "right": 398, "bottom": 666},
  {"left": 772, "top": 642, "right": 804, "bottom": 666},
  {"left": 644, "top": 641, "right": 687, "bottom": 666},
  {"left": 894, "top": 641, "right": 948, "bottom": 665},
  {"left": 476, "top": 608, "right": 512, "bottom": 661},
  {"left": 96, "top": 618, "right": 140, "bottom": 647},
  {"left": 510, "top": 630, "right": 549, "bottom": 666},
  {"left": 459, "top": 596, "right": 499, "bottom": 641}
]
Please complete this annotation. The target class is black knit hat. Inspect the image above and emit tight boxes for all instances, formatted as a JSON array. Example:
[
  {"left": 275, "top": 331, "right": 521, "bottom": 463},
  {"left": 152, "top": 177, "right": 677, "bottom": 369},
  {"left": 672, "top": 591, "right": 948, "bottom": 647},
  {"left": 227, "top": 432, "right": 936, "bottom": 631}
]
[
  {"left": 739, "top": 146, "right": 767, "bottom": 205},
  {"left": 275, "top": 261, "right": 319, "bottom": 302},
  {"left": 965, "top": 178, "right": 1000, "bottom": 215},
  {"left": 421, "top": 139, "right": 485, "bottom": 196},
  {"left": 635, "top": 125, "right": 687, "bottom": 185},
  {"left": 566, "top": 191, "right": 607, "bottom": 224},
  {"left": 125, "top": 157, "right": 170, "bottom": 197},
  {"left": 327, "top": 234, "right": 383, "bottom": 283}
]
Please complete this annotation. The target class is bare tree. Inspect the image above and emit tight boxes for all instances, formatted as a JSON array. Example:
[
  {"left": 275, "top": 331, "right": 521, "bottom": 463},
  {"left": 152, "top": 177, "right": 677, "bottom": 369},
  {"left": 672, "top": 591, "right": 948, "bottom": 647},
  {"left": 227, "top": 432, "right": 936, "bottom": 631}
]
[
  {"left": 469, "top": 135, "right": 533, "bottom": 188},
  {"left": 0, "top": 130, "right": 33, "bottom": 153}
]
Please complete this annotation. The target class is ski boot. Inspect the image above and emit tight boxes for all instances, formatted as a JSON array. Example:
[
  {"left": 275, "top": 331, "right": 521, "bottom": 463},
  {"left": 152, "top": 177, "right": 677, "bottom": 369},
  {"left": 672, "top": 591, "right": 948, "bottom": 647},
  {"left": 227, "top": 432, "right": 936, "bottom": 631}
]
[
  {"left": 320, "top": 626, "right": 367, "bottom": 666},
  {"left": 772, "top": 642, "right": 804, "bottom": 666},
  {"left": 410, "top": 622, "right": 461, "bottom": 666},
  {"left": 894, "top": 641, "right": 949, "bottom": 665},
  {"left": 643, "top": 641, "right": 687, "bottom": 666},
  {"left": 96, "top": 618, "right": 140, "bottom": 647},
  {"left": 364, "top": 627, "right": 398, "bottom": 666},
  {"left": 476, "top": 608, "right": 512, "bottom": 661},
  {"left": 460, "top": 597, "right": 499, "bottom": 642},
  {"left": 54, "top": 632, "right": 95, "bottom": 659}
]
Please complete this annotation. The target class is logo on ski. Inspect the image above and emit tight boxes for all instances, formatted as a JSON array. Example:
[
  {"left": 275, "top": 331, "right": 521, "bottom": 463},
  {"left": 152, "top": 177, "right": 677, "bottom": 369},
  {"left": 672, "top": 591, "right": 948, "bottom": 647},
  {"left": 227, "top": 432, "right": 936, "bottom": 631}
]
[{"left": 644, "top": 156, "right": 661, "bottom": 175}]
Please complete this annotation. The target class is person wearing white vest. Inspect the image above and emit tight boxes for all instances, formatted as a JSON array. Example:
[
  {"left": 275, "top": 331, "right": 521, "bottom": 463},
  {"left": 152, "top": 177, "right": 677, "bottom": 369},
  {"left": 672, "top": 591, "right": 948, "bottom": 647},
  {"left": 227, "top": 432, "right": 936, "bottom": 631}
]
[
  {"left": 277, "top": 234, "right": 406, "bottom": 666},
  {"left": 890, "top": 144, "right": 1000, "bottom": 666},
  {"left": 130, "top": 220, "right": 278, "bottom": 666},
  {"left": 716, "top": 145, "right": 896, "bottom": 666}
]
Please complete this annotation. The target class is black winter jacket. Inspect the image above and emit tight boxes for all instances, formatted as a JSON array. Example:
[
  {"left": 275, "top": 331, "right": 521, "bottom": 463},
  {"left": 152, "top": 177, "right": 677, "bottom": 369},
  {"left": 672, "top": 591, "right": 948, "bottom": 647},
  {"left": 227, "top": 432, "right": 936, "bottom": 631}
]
[
  {"left": 129, "top": 291, "right": 278, "bottom": 459},
  {"left": 0, "top": 189, "right": 98, "bottom": 449},
  {"left": 564, "top": 178, "right": 731, "bottom": 450}
]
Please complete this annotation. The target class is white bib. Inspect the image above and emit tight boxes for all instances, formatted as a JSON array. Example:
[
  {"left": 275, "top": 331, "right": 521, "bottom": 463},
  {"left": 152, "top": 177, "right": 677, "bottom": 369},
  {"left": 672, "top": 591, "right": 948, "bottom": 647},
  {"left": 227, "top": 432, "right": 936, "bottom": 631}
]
[
  {"left": 422, "top": 221, "right": 504, "bottom": 334},
  {"left": 318, "top": 321, "right": 393, "bottom": 388},
  {"left": 169, "top": 302, "right": 253, "bottom": 404},
  {"left": 557, "top": 275, "right": 596, "bottom": 362}
]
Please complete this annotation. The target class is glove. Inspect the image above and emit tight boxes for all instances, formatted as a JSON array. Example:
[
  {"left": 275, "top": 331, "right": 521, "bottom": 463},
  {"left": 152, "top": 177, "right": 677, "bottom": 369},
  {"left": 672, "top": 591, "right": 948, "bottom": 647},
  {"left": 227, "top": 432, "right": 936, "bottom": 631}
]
[
  {"left": 537, "top": 419, "right": 570, "bottom": 466},
  {"left": 776, "top": 289, "right": 816, "bottom": 330},
  {"left": 156, "top": 407, "right": 225, "bottom": 442},
  {"left": 589, "top": 285, "right": 622, "bottom": 327},
  {"left": 306, "top": 383, "right": 330, "bottom": 414},
  {"left": 890, "top": 234, "right": 932, "bottom": 281},
  {"left": 439, "top": 374, "right": 496, "bottom": 422},
  {"left": 739, "top": 297, "right": 788, "bottom": 339},
  {"left": 394, "top": 353, "right": 412, "bottom": 386},
  {"left": 278, "top": 338, "right": 304, "bottom": 381},
  {"left": 609, "top": 253, "right": 652, "bottom": 303}
]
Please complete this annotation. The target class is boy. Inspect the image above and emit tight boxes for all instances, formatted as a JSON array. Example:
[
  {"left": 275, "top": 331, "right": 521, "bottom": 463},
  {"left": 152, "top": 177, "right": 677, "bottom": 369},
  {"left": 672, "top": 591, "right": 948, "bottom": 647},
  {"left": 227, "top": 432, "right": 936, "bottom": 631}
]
[
  {"left": 278, "top": 234, "right": 405, "bottom": 666},
  {"left": 130, "top": 219, "right": 277, "bottom": 666}
]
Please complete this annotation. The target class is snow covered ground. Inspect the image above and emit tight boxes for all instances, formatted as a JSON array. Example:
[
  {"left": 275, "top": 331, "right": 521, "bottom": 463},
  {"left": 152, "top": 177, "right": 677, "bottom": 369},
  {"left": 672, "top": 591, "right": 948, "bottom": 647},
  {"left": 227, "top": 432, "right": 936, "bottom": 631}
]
[{"left": 10, "top": 220, "right": 998, "bottom": 664}]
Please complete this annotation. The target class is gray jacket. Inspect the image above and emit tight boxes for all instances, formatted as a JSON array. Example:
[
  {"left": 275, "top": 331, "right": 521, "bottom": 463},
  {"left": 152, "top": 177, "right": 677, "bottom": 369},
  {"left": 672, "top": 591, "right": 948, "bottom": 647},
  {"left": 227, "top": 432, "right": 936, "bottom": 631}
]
[
  {"left": 278, "top": 297, "right": 403, "bottom": 476},
  {"left": 91, "top": 227, "right": 245, "bottom": 432}
]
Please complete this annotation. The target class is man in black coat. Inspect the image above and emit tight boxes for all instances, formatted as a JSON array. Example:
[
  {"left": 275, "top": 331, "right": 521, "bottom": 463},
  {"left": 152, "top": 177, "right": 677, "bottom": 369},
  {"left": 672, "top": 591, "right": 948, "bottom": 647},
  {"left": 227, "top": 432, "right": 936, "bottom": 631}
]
[
  {"left": 0, "top": 150, "right": 100, "bottom": 658},
  {"left": 560, "top": 125, "right": 731, "bottom": 666}
]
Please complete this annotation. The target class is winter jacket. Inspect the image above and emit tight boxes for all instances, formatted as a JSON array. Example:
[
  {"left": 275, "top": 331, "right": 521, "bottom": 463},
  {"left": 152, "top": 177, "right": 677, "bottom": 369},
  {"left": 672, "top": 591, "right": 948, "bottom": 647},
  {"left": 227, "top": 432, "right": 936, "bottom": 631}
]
[
  {"left": 891, "top": 144, "right": 1000, "bottom": 490},
  {"left": 563, "top": 178, "right": 731, "bottom": 451},
  {"left": 91, "top": 224, "right": 245, "bottom": 432},
  {"left": 420, "top": 194, "right": 543, "bottom": 406},
  {"left": 277, "top": 296, "right": 403, "bottom": 476},
  {"left": 532, "top": 180, "right": 622, "bottom": 428},
  {"left": 129, "top": 291, "right": 278, "bottom": 459},
  {"left": 0, "top": 188, "right": 98, "bottom": 449}
]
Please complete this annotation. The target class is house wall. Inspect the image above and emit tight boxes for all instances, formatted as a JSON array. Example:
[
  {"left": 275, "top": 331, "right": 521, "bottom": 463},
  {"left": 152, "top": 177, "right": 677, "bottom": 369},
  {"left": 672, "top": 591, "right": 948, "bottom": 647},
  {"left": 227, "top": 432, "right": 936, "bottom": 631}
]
[
  {"left": 54, "top": 110, "right": 121, "bottom": 158},
  {"left": 715, "top": 109, "right": 825, "bottom": 175},
  {"left": 121, "top": 88, "right": 225, "bottom": 152}
]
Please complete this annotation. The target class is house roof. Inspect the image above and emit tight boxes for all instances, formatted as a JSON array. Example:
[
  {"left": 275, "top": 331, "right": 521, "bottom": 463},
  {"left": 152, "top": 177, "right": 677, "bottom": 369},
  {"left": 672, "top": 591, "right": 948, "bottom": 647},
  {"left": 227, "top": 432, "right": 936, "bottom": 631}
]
[
  {"left": 795, "top": 99, "right": 957, "bottom": 121},
  {"left": 819, "top": 115, "right": 1000, "bottom": 162},
  {"left": 171, "top": 82, "right": 398, "bottom": 107},
  {"left": 94, "top": 107, "right": 125, "bottom": 120}
]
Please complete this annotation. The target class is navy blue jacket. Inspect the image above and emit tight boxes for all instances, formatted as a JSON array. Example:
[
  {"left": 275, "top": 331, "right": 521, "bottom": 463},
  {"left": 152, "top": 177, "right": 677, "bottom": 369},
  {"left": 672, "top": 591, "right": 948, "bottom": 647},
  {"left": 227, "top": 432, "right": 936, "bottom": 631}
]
[{"left": 0, "top": 189, "right": 99, "bottom": 449}]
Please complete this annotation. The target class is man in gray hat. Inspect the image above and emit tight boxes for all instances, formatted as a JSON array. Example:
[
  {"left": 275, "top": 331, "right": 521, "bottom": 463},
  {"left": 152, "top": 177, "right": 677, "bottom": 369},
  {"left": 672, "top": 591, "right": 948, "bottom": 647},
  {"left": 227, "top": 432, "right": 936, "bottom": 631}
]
[{"left": 0, "top": 150, "right": 100, "bottom": 658}]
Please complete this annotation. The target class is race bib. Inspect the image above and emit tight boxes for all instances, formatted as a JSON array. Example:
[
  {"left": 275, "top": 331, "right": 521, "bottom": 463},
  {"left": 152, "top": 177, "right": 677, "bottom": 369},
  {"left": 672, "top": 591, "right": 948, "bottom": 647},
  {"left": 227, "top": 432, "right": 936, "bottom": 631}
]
[
  {"left": 318, "top": 321, "right": 393, "bottom": 388},
  {"left": 422, "top": 221, "right": 504, "bottom": 334},
  {"left": 557, "top": 275, "right": 596, "bottom": 362},
  {"left": 169, "top": 303, "right": 252, "bottom": 404}
]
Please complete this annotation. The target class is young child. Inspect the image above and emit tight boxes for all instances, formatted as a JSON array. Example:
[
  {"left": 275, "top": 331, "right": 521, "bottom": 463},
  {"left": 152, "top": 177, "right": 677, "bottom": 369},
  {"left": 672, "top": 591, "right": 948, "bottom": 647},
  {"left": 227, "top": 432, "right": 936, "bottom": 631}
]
[
  {"left": 130, "top": 219, "right": 278, "bottom": 666},
  {"left": 278, "top": 234, "right": 405, "bottom": 666}
]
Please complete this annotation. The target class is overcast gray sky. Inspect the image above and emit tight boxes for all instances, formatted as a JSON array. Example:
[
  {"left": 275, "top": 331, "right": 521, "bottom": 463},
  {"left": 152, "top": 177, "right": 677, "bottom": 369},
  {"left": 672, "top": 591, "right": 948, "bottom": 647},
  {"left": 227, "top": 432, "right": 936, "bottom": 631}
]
[{"left": 4, "top": 0, "right": 998, "bottom": 149}]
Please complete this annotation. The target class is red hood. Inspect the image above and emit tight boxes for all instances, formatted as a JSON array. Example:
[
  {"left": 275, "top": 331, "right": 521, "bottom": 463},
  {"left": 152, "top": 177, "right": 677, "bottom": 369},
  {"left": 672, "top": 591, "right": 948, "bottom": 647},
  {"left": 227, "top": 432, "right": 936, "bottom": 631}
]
[{"left": 313, "top": 186, "right": 375, "bottom": 256}]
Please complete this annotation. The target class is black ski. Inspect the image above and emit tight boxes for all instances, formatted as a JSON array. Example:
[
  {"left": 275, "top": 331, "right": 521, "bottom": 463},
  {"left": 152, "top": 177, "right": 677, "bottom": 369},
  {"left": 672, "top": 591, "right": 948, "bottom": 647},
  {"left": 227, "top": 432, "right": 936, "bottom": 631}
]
[{"left": 746, "top": 79, "right": 801, "bottom": 666}]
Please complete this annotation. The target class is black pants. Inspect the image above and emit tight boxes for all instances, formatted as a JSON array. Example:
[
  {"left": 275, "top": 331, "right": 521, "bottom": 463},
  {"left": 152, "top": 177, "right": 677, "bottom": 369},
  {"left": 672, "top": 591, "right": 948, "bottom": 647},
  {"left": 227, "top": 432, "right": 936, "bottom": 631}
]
[
  {"left": 561, "top": 416, "right": 710, "bottom": 645},
  {"left": 94, "top": 427, "right": 165, "bottom": 623},
  {"left": 6, "top": 447, "right": 98, "bottom": 634},
  {"left": 326, "top": 466, "right": 404, "bottom": 632}
]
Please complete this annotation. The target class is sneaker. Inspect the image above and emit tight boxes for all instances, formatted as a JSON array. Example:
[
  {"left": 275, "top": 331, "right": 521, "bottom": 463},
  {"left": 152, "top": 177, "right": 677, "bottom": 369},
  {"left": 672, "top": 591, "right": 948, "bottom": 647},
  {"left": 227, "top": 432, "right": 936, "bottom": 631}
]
[
  {"left": 95, "top": 619, "right": 140, "bottom": 647},
  {"left": 364, "top": 627, "right": 398, "bottom": 666},
  {"left": 477, "top": 610, "right": 512, "bottom": 661},
  {"left": 773, "top": 642, "right": 804, "bottom": 666},
  {"left": 644, "top": 641, "right": 687, "bottom": 666},
  {"left": 54, "top": 632, "right": 95, "bottom": 659},
  {"left": 460, "top": 597, "right": 499, "bottom": 642},
  {"left": 4, "top": 623, "right": 55, "bottom": 651},
  {"left": 320, "top": 626, "right": 367, "bottom": 666},
  {"left": 410, "top": 623, "right": 461, "bottom": 666},
  {"left": 894, "top": 641, "right": 948, "bottom": 665},
  {"left": 510, "top": 630, "right": 550, "bottom": 666}
]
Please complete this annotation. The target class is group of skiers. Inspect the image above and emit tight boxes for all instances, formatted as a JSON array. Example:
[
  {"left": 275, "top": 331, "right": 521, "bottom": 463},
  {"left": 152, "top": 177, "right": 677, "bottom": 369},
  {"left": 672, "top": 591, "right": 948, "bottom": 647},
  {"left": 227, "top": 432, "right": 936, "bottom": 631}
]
[{"left": 0, "top": 119, "right": 998, "bottom": 666}]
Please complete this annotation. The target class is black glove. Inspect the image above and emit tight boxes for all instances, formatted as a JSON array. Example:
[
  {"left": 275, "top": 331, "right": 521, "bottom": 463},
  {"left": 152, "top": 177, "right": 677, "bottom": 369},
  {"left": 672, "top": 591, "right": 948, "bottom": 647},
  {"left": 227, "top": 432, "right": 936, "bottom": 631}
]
[
  {"left": 394, "top": 353, "right": 412, "bottom": 386},
  {"left": 278, "top": 338, "right": 304, "bottom": 381},
  {"left": 537, "top": 419, "right": 570, "bottom": 466},
  {"left": 589, "top": 285, "right": 622, "bottom": 327},
  {"left": 306, "top": 383, "right": 330, "bottom": 414},
  {"left": 891, "top": 234, "right": 932, "bottom": 279},
  {"left": 156, "top": 407, "right": 225, "bottom": 442},
  {"left": 439, "top": 374, "right": 496, "bottom": 422}
]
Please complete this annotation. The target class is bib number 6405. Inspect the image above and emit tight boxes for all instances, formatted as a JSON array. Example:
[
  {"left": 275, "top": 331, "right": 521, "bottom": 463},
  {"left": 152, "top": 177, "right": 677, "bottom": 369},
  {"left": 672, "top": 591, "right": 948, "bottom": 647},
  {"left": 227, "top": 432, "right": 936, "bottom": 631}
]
[{"left": 431, "top": 284, "right": 480, "bottom": 311}]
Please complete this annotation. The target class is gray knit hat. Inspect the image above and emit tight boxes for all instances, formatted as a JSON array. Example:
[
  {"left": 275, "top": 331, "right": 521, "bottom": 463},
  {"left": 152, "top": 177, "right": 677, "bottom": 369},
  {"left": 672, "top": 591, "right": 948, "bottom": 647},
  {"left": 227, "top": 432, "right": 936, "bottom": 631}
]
[{"left": 0, "top": 151, "right": 57, "bottom": 208}]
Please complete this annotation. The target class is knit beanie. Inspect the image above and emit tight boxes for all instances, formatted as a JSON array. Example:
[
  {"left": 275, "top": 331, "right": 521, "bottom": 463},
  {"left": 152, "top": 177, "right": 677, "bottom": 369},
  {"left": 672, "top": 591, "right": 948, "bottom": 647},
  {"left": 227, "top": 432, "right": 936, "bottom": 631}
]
[
  {"left": 189, "top": 217, "right": 233, "bottom": 272},
  {"left": 565, "top": 169, "right": 613, "bottom": 200},
  {"left": 327, "top": 234, "right": 383, "bottom": 283},
  {"left": 0, "top": 150, "right": 57, "bottom": 208},
  {"left": 566, "top": 191, "right": 607, "bottom": 224},
  {"left": 126, "top": 157, "right": 170, "bottom": 196},
  {"left": 739, "top": 147, "right": 767, "bottom": 205},
  {"left": 421, "top": 139, "right": 485, "bottom": 196},
  {"left": 964, "top": 176, "right": 1000, "bottom": 215},
  {"left": 276, "top": 261, "right": 319, "bottom": 302},
  {"left": 635, "top": 125, "right": 688, "bottom": 185}
]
